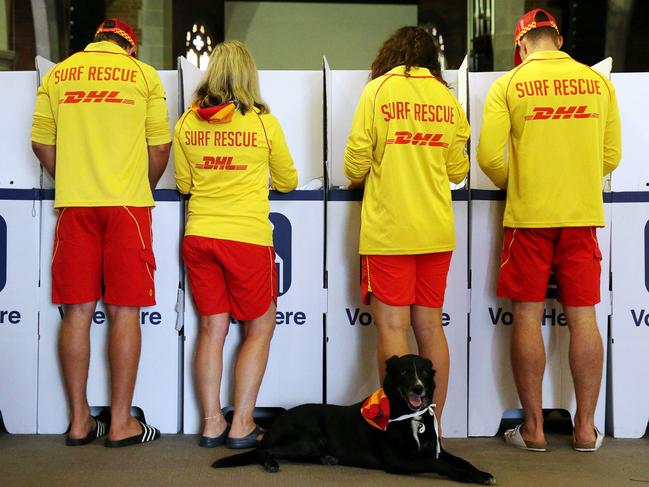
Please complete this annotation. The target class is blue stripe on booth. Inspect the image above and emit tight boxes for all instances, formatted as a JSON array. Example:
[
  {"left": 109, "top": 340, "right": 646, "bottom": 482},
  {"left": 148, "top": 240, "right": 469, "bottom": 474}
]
[
  {"left": 470, "top": 189, "right": 506, "bottom": 201},
  {"left": 472, "top": 190, "right": 620, "bottom": 203},
  {"left": 269, "top": 190, "right": 324, "bottom": 201},
  {"left": 0, "top": 188, "right": 40, "bottom": 200},
  {"left": 3, "top": 188, "right": 643, "bottom": 204},
  {"left": 610, "top": 191, "right": 649, "bottom": 203},
  {"left": 328, "top": 188, "right": 469, "bottom": 202},
  {"left": 36, "top": 189, "right": 185, "bottom": 202}
]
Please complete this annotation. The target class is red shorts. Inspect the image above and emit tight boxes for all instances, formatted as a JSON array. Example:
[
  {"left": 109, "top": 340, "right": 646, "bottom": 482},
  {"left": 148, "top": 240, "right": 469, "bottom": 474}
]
[
  {"left": 361, "top": 252, "right": 452, "bottom": 307},
  {"left": 52, "top": 206, "right": 156, "bottom": 306},
  {"left": 183, "top": 236, "right": 277, "bottom": 320},
  {"left": 497, "top": 227, "right": 602, "bottom": 306}
]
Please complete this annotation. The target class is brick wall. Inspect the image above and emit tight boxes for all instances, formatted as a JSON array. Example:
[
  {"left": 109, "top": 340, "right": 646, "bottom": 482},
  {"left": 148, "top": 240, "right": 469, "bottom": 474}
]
[
  {"left": 137, "top": 0, "right": 169, "bottom": 69},
  {"left": 11, "top": 0, "right": 36, "bottom": 70}
]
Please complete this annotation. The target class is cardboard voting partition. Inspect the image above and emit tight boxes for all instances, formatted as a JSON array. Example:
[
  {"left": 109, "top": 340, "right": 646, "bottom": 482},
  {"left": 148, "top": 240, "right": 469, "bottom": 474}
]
[
  {"left": 609, "top": 73, "right": 649, "bottom": 192},
  {"left": 467, "top": 196, "right": 611, "bottom": 436},
  {"left": 607, "top": 73, "right": 649, "bottom": 438},
  {"left": 155, "top": 71, "right": 180, "bottom": 189},
  {"left": 182, "top": 193, "right": 325, "bottom": 433},
  {"left": 37, "top": 195, "right": 183, "bottom": 433},
  {"left": 1, "top": 54, "right": 645, "bottom": 440},
  {"left": 0, "top": 72, "right": 42, "bottom": 188},
  {"left": 0, "top": 194, "right": 40, "bottom": 433},
  {"left": 608, "top": 195, "right": 649, "bottom": 437}
]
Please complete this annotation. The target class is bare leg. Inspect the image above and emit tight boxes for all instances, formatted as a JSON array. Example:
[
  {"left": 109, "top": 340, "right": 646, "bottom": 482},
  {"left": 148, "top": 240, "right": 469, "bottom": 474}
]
[
  {"left": 564, "top": 305, "right": 602, "bottom": 444},
  {"left": 59, "top": 301, "right": 97, "bottom": 439},
  {"left": 195, "top": 313, "right": 230, "bottom": 437},
  {"left": 229, "top": 302, "right": 276, "bottom": 439},
  {"left": 106, "top": 305, "right": 143, "bottom": 441},
  {"left": 372, "top": 295, "right": 410, "bottom": 383},
  {"left": 511, "top": 301, "right": 546, "bottom": 445},
  {"left": 411, "top": 305, "right": 449, "bottom": 425}
]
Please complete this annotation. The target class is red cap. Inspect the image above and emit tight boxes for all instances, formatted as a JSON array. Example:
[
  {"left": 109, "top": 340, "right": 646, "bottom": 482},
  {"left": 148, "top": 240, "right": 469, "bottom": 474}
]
[
  {"left": 95, "top": 18, "right": 137, "bottom": 50},
  {"left": 513, "top": 9, "right": 560, "bottom": 66}
]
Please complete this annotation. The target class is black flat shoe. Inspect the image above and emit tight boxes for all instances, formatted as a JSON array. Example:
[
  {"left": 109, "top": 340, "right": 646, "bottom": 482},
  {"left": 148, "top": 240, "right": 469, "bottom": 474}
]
[
  {"left": 199, "top": 425, "right": 230, "bottom": 448},
  {"left": 226, "top": 425, "right": 265, "bottom": 449}
]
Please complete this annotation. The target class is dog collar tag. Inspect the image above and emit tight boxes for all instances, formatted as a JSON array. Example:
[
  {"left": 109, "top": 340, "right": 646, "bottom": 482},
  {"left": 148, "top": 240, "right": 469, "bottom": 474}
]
[{"left": 417, "top": 421, "right": 426, "bottom": 434}]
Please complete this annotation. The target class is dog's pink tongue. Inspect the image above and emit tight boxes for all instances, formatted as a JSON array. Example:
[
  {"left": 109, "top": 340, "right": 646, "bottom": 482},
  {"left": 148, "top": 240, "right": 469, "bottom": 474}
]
[{"left": 409, "top": 394, "right": 422, "bottom": 408}]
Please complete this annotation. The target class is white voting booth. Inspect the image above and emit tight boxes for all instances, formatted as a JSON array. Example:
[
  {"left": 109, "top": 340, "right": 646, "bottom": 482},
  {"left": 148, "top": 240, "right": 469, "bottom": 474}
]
[
  {"left": 467, "top": 60, "right": 614, "bottom": 437},
  {"left": 324, "top": 60, "right": 470, "bottom": 437},
  {"left": 35, "top": 58, "right": 183, "bottom": 434},
  {"left": 179, "top": 58, "right": 325, "bottom": 433},
  {"left": 607, "top": 72, "right": 649, "bottom": 438},
  {"left": 0, "top": 70, "right": 41, "bottom": 433},
  {"left": 2, "top": 52, "right": 648, "bottom": 441}
]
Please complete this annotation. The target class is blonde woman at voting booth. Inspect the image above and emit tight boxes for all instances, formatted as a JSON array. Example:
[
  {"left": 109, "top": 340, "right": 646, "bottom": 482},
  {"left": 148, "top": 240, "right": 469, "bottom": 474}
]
[
  {"left": 174, "top": 41, "right": 298, "bottom": 449},
  {"left": 344, "top": 26, "right": 470, "bottom": 433}
]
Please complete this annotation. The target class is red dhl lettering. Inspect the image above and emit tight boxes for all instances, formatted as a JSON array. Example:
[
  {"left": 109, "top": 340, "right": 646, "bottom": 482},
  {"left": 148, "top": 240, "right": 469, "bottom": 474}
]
[
  {"left": 59, "top": 90, "right": 134, "bottom": 105},
  {"left": 386, "top": 131, "right": 448, "bottom": 147},
  {"left": 196, "top": 156, "right": 247, "bottom": 170},
  {"left": 524, "top": 106, "right": 598, "bottom": 121}
]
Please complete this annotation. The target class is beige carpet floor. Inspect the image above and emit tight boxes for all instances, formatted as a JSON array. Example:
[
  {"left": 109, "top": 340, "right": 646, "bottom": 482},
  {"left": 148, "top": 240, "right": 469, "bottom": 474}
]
[{"left": 1, "top": 431, "right": 648, "bottom": 487}]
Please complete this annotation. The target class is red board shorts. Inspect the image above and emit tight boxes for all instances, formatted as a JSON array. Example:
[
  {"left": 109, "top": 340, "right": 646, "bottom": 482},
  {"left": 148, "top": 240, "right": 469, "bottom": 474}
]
[
  {"left": 52, "top": 206, "right": 156, "bottom": 306},
  {"left": 497, "top": 227, "right": 602, "bottom": 306},
  {"left": 182, "top": 235, "right": 278, "bottom": 320},
  {"left": 361, "top": 252, "right": 453, "bottom": 308}
]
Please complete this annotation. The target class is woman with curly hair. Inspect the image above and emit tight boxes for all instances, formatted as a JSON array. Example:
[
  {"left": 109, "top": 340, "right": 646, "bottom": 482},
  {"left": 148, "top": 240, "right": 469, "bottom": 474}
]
[{"left": 344, "top": 26, "right": 470, "bottom": 431}]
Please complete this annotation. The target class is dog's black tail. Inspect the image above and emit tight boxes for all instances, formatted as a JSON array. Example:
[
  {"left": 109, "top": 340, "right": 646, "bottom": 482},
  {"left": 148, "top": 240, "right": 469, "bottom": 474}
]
[{"left": 212, "top": 449, "right": 259, "bottom": 469}]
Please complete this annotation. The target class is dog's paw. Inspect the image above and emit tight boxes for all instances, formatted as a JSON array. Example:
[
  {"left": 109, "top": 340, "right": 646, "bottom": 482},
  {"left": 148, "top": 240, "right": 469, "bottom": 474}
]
[
  {"left": 475, "top": 471, "right": 496, "bottom": 485},
  {"left": 320, "top": 455, "right": 339, "bottom": 466},
  {"left": 263, "top": 462, "right": 280, "bottom": 473}
]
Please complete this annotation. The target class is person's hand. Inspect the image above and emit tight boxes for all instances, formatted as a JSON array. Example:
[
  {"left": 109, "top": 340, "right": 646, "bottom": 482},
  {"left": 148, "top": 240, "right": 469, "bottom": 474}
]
[{"left": 346, "top": 180, "right": 365, "bottom": 190}]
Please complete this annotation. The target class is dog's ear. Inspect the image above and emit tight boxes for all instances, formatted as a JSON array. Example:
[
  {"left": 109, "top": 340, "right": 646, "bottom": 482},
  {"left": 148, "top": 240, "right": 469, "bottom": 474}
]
[
  {"left": 385, "top": 355, "right": 400, "bottom": 372},
  {"left": 423, "top": 358, "right": 435, "bottom": 375}
]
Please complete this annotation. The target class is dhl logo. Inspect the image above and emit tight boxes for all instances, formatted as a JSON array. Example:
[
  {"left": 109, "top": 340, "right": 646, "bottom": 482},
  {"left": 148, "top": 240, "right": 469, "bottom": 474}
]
[
  {"left": 59, "top": 91, "right": 135, "bottom": 105},
  {"left": 196, "top": 156, "right": 247, "bottom": 170},
  {"left": 386, "top": 131, "right": 448, "bottom": 147},
  {"left": 524, "top": 105, "right": 598, "bottom": 121}
]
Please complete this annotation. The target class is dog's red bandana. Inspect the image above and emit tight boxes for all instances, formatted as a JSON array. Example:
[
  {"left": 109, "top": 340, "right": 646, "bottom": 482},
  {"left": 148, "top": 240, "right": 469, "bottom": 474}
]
[{"left": 360, "top": 388, "right": 390, "bottom": 431}]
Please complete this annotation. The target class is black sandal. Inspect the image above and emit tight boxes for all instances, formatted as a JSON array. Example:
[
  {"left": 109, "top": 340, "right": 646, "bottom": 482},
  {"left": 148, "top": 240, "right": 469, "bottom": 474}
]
[
  {"left": 65, "top": 415, "right": 109, "bottom": 446},
  {"left": 104, "top": 420, "right": 160, "bottom": 448}
]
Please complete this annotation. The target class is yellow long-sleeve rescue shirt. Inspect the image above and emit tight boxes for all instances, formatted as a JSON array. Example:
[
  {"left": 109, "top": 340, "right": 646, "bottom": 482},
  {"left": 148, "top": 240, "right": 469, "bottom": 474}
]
[
  {"left": 477, "top": 50, "right": 622, "bottom": 228},
  {"left": 31, "top": 41, "right": 171, "bottom": 208},
  {"left": 344, "top": 66, "right": 470, "bottom": 255},
  {"left": 174, "top": 102, "right": 298, "bottom": 247}
]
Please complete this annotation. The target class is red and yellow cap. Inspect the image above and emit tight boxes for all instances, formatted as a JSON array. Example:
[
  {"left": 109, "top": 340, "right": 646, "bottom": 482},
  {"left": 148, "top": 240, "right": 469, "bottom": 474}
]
[
  {"left": 514, "top": 8, "right": 560, "bottom": 66},
  {"left": 95, "top": 18, "right": 137, "bottom": 51}
]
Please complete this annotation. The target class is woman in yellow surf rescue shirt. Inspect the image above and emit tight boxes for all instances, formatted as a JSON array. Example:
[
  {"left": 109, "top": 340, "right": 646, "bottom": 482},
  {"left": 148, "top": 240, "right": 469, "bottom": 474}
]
[
  {"left": 174, "top": 40, "right": 297, "bottom": 449},
  {"left": 344, "top": 26, "right": 470, "bottom": 432}
]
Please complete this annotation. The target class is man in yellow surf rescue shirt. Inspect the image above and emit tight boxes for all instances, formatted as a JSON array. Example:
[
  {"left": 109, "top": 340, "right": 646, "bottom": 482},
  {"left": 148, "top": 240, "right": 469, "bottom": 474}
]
[
  {"left": 477, "top": 8, "right": 621, "bottom": 453},
  {"left": 31, "top": 19, "right": 171, "bottom": 448}
]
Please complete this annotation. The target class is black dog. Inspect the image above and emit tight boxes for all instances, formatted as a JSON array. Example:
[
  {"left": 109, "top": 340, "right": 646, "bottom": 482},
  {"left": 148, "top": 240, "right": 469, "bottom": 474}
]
[{"left": 213, "top": 354, "right": 495, "bottom": 485}]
